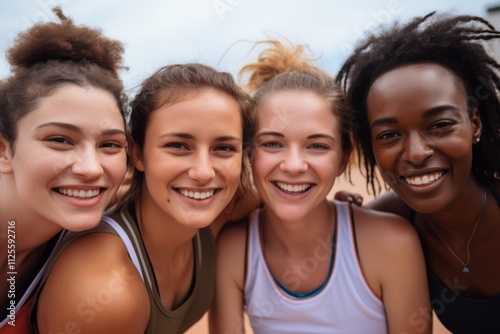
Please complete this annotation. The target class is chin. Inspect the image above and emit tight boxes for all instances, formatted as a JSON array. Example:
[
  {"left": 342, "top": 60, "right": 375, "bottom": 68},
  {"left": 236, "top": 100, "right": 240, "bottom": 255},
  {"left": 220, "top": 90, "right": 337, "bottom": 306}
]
[{"left": 64, "top": 214, "right": 104, "bottom": 232}]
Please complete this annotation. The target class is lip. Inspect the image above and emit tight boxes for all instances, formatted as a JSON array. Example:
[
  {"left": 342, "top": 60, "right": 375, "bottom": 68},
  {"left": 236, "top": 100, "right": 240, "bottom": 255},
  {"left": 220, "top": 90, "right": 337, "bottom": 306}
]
[
  {"left": 174, "top": 187, "right": 221, "bottom": 204},
  {"left": 53, "top": 186, "right": 107, "bottom": 208},
  {"left": 272, "top": 180, "right": 315, "bottom": 197},
  {"left": 396, "top": 169, "right": 447, "bottom": 195}
]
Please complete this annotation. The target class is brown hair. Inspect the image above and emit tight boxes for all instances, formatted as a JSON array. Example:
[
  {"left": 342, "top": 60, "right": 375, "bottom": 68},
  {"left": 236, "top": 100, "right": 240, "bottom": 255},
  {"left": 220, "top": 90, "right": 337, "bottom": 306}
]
[{"left": 125, "top": 63, "right": 256, "bottom": 204}]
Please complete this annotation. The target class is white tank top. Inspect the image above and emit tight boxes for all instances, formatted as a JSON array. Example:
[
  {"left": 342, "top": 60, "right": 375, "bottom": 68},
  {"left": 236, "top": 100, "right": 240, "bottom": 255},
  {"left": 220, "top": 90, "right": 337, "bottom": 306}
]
[{"left": 244, "top": 201, "right": 387, "bottom": 334}]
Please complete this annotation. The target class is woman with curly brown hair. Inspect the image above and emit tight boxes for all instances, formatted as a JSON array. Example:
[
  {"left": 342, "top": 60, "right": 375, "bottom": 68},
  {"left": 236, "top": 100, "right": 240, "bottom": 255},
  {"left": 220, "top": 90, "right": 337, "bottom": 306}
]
[
  {"left": 336, "top": 12, "right": 500, "bottom": 333},
  {"left": 0, "top": 7, "right": 128, "bottom": 334}
]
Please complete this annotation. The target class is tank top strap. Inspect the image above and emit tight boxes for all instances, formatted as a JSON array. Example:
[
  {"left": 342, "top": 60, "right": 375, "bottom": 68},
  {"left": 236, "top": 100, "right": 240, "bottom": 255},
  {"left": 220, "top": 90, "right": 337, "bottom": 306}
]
[{"left": 101, "top": 216, "right": 144, "bottom": 281}]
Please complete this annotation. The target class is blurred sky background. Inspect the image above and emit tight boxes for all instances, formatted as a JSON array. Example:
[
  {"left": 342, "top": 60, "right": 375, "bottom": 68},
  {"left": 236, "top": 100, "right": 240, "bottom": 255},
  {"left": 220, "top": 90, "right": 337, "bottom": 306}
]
[{"left": 1, "top": 0, "right": 499, "bottom": 95}]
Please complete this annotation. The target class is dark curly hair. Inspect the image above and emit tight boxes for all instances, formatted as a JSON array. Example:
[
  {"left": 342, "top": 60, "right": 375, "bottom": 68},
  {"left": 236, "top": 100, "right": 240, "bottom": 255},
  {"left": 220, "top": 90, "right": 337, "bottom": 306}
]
[
  {"left": 0, "top": 7, "right": 126, "bottom": 150},
  {"left": 125, "top": 63, "right": 256, "bottom": 204},
  {"left": 336, "top": 12, "right": 500, "bottom": 195}
]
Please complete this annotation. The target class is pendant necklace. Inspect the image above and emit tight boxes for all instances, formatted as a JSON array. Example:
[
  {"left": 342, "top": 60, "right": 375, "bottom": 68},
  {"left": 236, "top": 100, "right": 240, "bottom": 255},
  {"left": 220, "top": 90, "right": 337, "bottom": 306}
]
[{"left": 427, "top": 188, "right": 486, "bottom": 273}]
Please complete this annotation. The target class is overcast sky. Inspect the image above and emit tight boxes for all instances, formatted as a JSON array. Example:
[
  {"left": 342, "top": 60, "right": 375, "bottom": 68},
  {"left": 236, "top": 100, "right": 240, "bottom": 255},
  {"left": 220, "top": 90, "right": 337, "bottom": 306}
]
[{"left": 1, "top": 0, "right": 499, "bottom": 94}]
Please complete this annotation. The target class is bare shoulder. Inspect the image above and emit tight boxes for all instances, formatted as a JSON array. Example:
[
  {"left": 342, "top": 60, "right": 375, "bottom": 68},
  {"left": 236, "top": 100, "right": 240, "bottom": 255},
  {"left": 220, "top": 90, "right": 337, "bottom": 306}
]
[
  {"left": 351, "top": 204, "right": 420, "bottom": 246},
  {"left": 37, "top": 232, "right": 150, "bottom": 334},
  {"left": 217, "top": 218, "right": 248, "bottom": 261},
  {"left": 215, "top": 218, "right": 249, "bottom": 289}
]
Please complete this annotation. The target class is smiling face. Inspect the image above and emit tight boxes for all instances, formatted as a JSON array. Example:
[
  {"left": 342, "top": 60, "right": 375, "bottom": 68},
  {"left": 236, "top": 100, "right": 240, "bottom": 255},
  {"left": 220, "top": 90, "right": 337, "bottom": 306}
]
[
  {"left": 367, "top": 63, "right": 482, "bottom": 213},
  {"left": 252, "top": 91, "right": 347, "bottom": 222},
  {"left": 1, "top": 85, "right": 127, "bottom": 231},
  {"left": 132, "top": 88, "right": 243, "bottom": 229}
]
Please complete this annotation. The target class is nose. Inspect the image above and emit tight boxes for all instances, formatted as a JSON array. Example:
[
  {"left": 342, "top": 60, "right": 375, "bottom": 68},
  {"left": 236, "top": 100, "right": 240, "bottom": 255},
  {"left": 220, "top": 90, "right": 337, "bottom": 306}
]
[
  {"left": 71, "top": 146, "right": 103, "bottom": 179},
  {"left": 188, "top": 151, "right": 216, "bottom": 183},
  {"left": 280, "top": 146, "right": 308, "bottom": 174},
  {"left": 401, "top": 133, "right": 434, "bottom": 166}
]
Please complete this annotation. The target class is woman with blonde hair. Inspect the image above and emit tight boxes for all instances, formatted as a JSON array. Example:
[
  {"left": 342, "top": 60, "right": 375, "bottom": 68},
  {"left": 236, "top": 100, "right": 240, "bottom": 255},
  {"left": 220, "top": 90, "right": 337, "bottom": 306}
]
[{"left": 209, "top": 40, "right": 431, "bottom": 334}]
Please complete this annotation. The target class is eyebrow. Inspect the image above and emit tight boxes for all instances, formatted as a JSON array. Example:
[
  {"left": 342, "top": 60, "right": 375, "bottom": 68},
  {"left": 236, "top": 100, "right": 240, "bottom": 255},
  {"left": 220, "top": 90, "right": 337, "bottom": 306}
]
[
  {"left": 370, "top": 105, "right": 462, "bottom": 129},
  {"left": 257, "top": 131, "right": 336, "bottom": 142},
  {"left": 36, "top": 122, "right": 126, "bottom": 136},
  {"left": 160, "top": 133, "right": 241, "bottom": 141}
]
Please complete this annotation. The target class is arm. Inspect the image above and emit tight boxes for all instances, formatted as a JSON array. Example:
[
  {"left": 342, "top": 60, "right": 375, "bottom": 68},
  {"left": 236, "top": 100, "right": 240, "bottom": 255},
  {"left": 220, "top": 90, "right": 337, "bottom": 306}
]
[
  {"left": 209, "top": 222, "right": 247, "bottom": 333},
  {"left": 335, "top": 189, "right": 413, "bottom": 220},
  {"left": 37, "top": 233, "right": 150, "bottom": 334},
  {"left": 354, "top": 207, "right": 431, "bottom": 334}
]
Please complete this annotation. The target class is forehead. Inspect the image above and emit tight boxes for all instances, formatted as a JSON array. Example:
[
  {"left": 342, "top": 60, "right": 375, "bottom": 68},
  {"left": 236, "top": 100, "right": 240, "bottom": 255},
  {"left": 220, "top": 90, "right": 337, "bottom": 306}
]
[
  {"left": 370, "top": 63, "right": 466, "bottom": 97},
  {"left": 22, "top": 85, "right": 122, "bottom": 126},
  {"left": 148, "top": 88, "right": 242, "bottom": 133},
  {"left": 258, "top": 91, "right": 333, "bottom": 124},
  {"left": 367, "top": 63, "right": 468, "bottom": 114}
]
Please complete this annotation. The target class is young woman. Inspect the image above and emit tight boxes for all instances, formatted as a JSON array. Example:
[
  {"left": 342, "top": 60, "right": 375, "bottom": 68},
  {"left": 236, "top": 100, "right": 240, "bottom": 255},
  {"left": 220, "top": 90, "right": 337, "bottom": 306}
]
[
  {"left": 33, "top": 63, "right": 256, "bottom": 333},
  {"left": 209, "top": 40, "right": 431, "bottom": 334},
  {"left": 336, "top": 12, "right": 500, "bottom": 333},
  {"left": 0, "top": 8, "right": 128, "bottom": 334}
]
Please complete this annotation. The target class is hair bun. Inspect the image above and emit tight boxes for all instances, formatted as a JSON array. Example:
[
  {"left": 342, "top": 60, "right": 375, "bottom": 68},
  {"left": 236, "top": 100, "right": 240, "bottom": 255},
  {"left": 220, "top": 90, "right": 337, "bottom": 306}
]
[
  {"left": 240, "top": 39, "right": 316, "bottom": 92},
  {"left": 7, "top": 6, "right": 124, "bottom": 77}
]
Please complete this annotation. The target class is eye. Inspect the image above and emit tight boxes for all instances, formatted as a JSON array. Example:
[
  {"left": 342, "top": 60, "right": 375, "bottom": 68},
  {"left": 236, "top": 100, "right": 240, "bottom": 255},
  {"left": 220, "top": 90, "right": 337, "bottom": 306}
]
[
  {"left": 375, "top": 131, "right": 399, "bottom": 141},
  {"left": 46, "top": 136, "right": 72, "bottom": 145},
  {"left": 164, "top": 142, "right": 189, "bottom": 150},
  {"left": 214, "top": 144, "right": 237, "bottom": 153},
  {"left": 101, "top": 142, "right": 122, "bottom": 148},
  {"left": 260, "top": 141, "right": 282, "bottom": 149},
  {"left": 429, "top": 121, "right": 454, "bottom": 131},
  {"left": 100, "top": 141, "right": 124, "bottom": 153},
  {"left": 309, "top": 143, "right": 329, "bottom": 150}
]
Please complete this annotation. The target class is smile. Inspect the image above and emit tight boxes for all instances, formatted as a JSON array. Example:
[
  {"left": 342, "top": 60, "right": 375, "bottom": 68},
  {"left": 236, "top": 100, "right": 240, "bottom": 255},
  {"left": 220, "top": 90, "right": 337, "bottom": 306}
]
[
  {"left": 57, "top": 188, "right": 100, "bottom": 198},
  {"left": 177, "top": 189, "right": 217, "bottom": 200},
  {"left": 275, "top": 181, "right": 313, "bottom": 194},
  {"left": 404, "top": 171, "right": 443, "bottom": 186}
]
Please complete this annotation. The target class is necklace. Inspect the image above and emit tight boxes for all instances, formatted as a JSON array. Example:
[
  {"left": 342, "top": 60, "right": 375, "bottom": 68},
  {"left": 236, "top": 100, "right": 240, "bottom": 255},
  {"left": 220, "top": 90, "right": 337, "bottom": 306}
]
[{"left": 428, "top": 188, "right": 486, "bottom": 273}]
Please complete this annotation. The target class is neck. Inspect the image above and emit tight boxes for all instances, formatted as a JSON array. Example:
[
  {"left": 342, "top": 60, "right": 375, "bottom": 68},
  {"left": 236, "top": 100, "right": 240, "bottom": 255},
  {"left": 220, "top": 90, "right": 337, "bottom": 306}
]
[
  {"left": 134, "top": 195, "right": 197, "bottom": 260},
  {"left": 421, "top": 180, "right": 486, "bottom": 239},
  {"left": 261, "top": 200, "right": 334, "bottom": 255}
]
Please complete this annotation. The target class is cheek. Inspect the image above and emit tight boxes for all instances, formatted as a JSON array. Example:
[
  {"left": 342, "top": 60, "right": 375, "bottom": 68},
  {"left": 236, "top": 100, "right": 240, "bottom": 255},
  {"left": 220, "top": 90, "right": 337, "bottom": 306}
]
[
  {"left": 107, "top": 152, "right": 128, "bottom": 184},
  {"left": 251, "top": 150, "right": 272, "bottom": 180},
  {"left": 372, "top": 142, "right": 395, "bottom": 167},
  {"left": 224, "top": 156, "right": 243, "bottom": 186}
]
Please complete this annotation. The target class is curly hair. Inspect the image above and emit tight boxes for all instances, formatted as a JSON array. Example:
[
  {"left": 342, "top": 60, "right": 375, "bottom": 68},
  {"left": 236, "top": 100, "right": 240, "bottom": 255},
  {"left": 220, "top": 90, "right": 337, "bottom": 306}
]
[
  {"left": 240, "top": 39, "right": 352, "bottom": 160},
  {"left": 0, "top": 7, "right": 126, "bottom": 148},
  {"left": 125, "top": 63, "right": 256, "bottom": 204},
  {"left": 336, "top": 12, "right": 500, "bottom": 195}
]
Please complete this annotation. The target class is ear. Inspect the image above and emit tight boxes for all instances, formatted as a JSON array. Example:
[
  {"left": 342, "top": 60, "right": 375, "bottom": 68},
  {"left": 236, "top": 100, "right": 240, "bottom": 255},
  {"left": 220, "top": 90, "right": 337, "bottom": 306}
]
[
  {"left": 0, "top": 137, "right": 13, "bottom": 174},
  {"left": 129, "top": 139, "right": 145, "bottom": 172},
  {"left": 336, "top": 150, "right": 350, "bottom": 177},
  {"left": 471, "top": 108, "right": 482, "bottom": 143}
]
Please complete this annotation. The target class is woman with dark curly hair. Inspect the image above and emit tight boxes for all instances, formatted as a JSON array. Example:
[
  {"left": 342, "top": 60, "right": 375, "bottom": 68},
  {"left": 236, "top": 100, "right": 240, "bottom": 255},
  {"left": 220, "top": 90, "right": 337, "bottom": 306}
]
[
  {"left": 0, "top": 7, "right": 128, "bottom": 334},
  {"left": 336, "top": 12, "right": 500, "bottom": 333}
]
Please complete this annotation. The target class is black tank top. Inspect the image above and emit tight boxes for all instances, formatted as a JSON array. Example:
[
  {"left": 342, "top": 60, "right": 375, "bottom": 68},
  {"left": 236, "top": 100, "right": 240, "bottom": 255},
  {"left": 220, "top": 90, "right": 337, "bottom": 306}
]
[{"left": 416, "top": 182, "right": 500, "bottom": 333}]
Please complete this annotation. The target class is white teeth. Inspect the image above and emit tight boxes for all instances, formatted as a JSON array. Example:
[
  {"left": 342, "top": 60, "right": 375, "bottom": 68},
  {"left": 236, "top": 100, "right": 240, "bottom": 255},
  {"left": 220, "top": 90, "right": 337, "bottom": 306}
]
[
  {"left": 58, "top": 188, "right": 100, "bottom": 198},
  {"left": 276, "top": 182, "right": 311, "bottom": 193},
  {"left": 178, "top": 189, "right": 215, "bottom": 200},
  {"left": 405, "top": 172, "right": 443, "bottom": 186}
]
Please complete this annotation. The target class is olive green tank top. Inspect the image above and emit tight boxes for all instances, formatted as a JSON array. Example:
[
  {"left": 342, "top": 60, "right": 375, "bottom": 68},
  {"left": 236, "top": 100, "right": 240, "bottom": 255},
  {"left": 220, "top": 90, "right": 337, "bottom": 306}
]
[{"left": 31, "top": 206, "right": 216, "bottom": 333}]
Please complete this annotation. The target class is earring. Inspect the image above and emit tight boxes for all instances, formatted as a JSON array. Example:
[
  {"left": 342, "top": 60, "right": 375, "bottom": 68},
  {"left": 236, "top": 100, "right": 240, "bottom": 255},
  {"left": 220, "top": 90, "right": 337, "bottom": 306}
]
[{"left": 475, "top": 137, "right": 481, "bottom": 143}]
